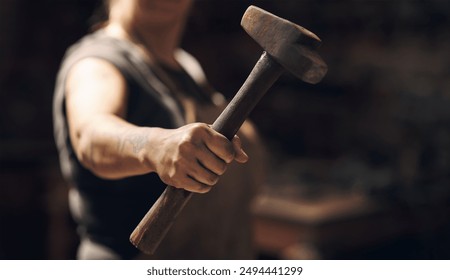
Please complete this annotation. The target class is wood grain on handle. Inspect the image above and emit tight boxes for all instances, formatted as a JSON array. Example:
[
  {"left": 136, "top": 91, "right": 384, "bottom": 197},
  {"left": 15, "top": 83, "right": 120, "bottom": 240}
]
[{"left": 130, "top": 52, "right": 284, "bottom": 254}]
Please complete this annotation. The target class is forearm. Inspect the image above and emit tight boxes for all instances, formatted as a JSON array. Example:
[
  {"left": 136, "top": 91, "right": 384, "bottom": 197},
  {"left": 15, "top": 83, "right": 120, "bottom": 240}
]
[{"left": 73, "top": 114, "right": 160, "bottom": 179}]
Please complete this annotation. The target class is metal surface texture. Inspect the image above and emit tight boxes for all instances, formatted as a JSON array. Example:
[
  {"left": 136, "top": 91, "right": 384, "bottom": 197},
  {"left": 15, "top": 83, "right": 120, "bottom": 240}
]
[{"left": 241, "top": 6, "right": 327, "bottom": 84}]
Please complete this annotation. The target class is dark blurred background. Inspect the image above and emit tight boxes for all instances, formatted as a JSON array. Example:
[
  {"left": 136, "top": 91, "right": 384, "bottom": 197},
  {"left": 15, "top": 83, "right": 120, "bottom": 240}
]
[{"left": 1, "top": 0, "right": 450, "bottom": 259}]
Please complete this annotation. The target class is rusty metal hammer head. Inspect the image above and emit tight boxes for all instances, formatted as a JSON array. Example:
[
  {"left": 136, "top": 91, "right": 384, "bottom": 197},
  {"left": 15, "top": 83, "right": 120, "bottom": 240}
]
[{"left": 241, "top": 6, "right": 327, "bottom": 84}]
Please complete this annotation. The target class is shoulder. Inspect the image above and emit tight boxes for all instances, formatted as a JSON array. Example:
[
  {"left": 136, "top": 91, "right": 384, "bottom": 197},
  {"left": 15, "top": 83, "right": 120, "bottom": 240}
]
[
  {"left": 63, "top": 31, "right": 129, "bottom": 98},
  {"left": 60, "top": 30, "right": 138, "bottom": 81},
  {"left": 67, "top": 58, "right": 125, "bottom": 91}
]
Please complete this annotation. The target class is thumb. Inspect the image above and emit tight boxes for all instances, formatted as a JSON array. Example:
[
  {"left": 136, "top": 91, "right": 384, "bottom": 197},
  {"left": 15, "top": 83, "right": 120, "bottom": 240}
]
[{"left": 232, "top": 135, "right": 249, "bottom": 163}]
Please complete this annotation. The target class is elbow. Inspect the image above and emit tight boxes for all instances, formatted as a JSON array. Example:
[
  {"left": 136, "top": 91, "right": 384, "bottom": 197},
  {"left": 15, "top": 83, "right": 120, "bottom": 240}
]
[
  {"left": 77, "top": 146, "right": 125, "bottom": 180},
  {"left": 75, "top": 132, "right": 123, "bottom": 180},
  {"left": 75, "top": 133, "right": 100, "bottom": 175}
]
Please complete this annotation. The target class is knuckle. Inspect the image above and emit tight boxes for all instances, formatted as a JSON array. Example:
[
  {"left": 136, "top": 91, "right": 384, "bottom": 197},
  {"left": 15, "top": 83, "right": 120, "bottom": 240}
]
[
  {"left": 178, "top": 138, "right": 197, "bottom": 156},
  {"left": 181, "top": 125, "right": 208, "bottom": 148},
  {"left": 181, "top": 137, "right": 194, "bottom": 148},
  {"left": 190, "top": 123, "right": 208, "bottom": 135}
]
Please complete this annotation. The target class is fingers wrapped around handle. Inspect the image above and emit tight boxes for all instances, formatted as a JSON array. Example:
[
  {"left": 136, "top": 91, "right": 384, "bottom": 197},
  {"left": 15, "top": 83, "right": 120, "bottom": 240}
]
[{"left": 153, "top": 123, "right": 248, "bottom": 194}]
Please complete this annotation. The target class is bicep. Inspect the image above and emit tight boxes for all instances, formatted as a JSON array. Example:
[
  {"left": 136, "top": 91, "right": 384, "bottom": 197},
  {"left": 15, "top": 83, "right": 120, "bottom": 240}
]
[{"left": 65, "top": 58, "right": 129, "bottom": 147}]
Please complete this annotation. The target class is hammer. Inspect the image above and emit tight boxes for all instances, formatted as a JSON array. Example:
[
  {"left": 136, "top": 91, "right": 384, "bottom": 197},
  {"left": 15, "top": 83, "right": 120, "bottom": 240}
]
[{"left": 130, "top": 5, "right": 328, "bottom": 255}]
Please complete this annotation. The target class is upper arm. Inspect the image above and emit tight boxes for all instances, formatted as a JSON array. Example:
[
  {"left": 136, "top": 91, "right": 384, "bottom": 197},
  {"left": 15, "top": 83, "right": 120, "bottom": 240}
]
[{"left": 65, "top": 58, "right": 128, "bottom": 149}]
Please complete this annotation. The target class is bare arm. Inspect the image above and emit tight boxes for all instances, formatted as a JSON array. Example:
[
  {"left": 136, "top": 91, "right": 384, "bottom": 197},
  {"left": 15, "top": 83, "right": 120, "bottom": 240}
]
[{"left": 65, "top": 58, "right": 247, "bottom": 193}]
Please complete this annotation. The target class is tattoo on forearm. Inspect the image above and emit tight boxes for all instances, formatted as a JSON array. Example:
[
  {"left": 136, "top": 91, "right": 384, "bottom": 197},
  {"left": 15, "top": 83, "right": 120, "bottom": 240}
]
[
  {"left": 86, "top": 121, "right": 148, "bottom": 169},
  {"left": 127, "top": 133, "right": 147, "bottom": 154},
  {"left": 115, "top": 129, "right": 147, "bottom": 155}
]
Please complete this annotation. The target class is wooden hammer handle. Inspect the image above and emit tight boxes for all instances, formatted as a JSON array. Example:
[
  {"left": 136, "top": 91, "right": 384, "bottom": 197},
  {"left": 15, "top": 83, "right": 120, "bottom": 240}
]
[{"left": 130, "top": 52, "right": 284, "bottom": 254}]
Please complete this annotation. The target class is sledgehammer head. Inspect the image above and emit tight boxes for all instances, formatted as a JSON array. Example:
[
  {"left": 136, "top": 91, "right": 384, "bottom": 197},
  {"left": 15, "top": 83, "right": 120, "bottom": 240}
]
[{"left": 241, "top": 6, "right": 327, "bottom": 84}]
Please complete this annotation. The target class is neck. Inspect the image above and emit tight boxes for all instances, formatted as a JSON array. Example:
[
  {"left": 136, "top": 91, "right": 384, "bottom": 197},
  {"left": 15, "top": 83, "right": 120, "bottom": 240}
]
[
  {"left": 106, "top": 5, "right": 188, "bottom": 68},
  {"left": 132, "top": 22, "right": 183, "bottom": 67}
]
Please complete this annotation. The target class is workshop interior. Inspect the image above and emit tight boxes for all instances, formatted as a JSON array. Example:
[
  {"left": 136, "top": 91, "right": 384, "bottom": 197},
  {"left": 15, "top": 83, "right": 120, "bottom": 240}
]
[{"left": 1, "top": 0, "right": 450, "bottom": 259}]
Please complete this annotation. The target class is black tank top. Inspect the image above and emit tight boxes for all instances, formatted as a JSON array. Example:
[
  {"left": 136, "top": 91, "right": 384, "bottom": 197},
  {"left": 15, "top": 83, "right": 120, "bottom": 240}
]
[{"left": 53, "top": 30, "right": 212, "bottom": 258}]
